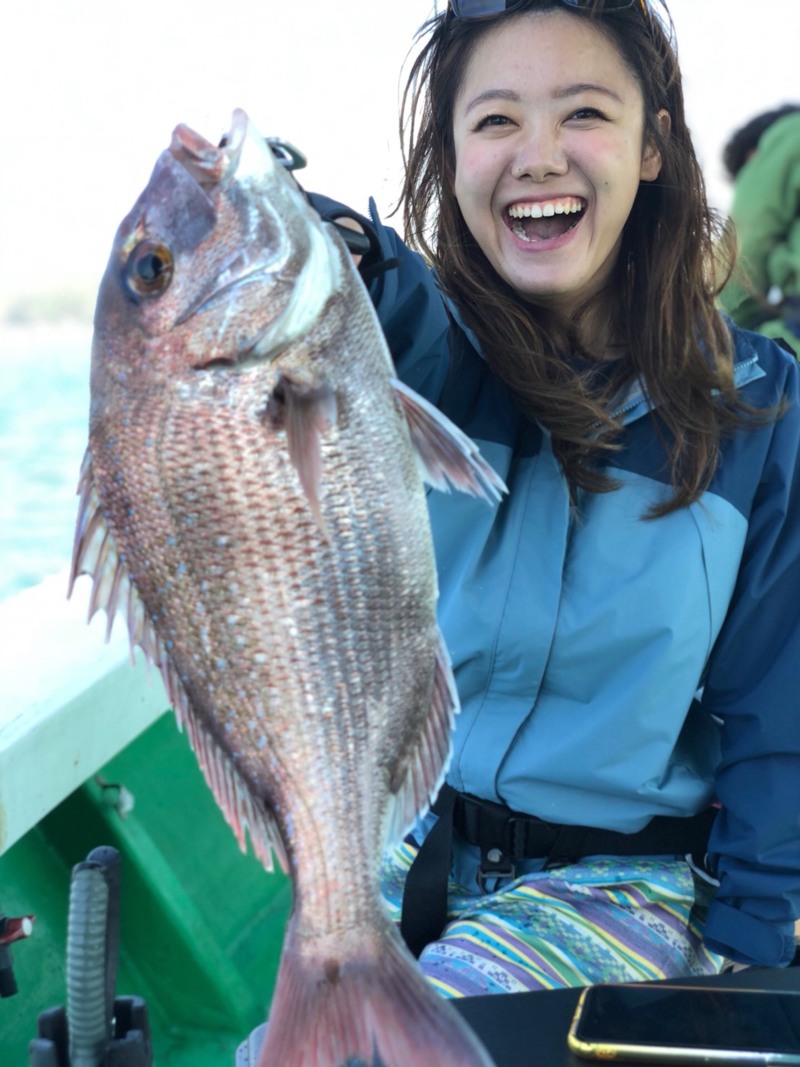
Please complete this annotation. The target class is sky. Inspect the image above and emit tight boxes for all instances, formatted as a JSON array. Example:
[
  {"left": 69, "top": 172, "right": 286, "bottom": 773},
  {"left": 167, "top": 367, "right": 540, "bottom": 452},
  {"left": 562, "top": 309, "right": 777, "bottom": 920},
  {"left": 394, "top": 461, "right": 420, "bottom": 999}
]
[{"left": 2, "top": 0, "right": 799, "bottom": 301}]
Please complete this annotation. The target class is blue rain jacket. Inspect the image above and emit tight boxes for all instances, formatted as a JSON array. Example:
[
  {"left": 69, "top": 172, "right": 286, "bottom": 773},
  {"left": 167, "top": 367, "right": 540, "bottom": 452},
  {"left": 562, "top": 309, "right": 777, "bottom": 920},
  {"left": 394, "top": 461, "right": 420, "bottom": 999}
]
[{"left": 313, "top": 195, "right": 800, "bottom": 967}]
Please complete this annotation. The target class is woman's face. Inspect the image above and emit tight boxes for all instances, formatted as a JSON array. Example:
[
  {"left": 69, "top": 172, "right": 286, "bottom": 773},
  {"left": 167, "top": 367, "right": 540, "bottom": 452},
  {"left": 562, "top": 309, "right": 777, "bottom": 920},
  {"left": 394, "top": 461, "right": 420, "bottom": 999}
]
[{"left": 452, "top": 9, "right": 663, "bottom": 316}]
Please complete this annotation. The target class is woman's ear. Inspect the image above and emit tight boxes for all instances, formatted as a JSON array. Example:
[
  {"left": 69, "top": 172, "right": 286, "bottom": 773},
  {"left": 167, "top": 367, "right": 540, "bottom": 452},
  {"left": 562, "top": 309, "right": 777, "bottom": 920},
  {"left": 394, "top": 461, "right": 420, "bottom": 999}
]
[{"left": 640, "top": 108, "right": 671, "bottom": 182}]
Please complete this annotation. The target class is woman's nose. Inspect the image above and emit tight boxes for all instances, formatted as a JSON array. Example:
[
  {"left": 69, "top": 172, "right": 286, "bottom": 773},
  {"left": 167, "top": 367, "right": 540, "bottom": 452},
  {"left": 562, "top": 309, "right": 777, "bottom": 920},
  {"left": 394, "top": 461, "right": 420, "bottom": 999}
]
[{"left": 511, "top": 129, "right": 568, "bottom": 181}]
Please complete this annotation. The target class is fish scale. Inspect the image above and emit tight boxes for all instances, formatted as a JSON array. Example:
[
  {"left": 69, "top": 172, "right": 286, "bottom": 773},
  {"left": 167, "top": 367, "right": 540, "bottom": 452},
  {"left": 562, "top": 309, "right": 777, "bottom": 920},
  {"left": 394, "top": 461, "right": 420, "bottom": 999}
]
[{"left": 71, "top": 107, "right": 506, "bottom": 1066}]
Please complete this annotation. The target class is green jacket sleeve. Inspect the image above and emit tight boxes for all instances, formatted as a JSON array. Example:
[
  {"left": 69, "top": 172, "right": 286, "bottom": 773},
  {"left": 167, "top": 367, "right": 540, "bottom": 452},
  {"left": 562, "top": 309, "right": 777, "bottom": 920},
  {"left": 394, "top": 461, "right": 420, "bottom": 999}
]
[{"left": 720, "top": 112, "right": 800, "bottom": 333}]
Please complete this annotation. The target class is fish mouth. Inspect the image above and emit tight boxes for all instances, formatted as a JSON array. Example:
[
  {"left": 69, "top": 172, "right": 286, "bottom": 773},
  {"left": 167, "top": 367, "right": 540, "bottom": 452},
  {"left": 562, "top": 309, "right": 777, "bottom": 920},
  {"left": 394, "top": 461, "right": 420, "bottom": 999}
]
[
  {"left": 169, "top": 107, "right": 248, "bottom": 189},
  {"left": 171, "top": 112, "right": 291, "bottom": 333},
  {"left": 506, "top": 196, "right": 586, "bottom": 242},
  {"left": 159, "top": 107, "right": 344, "bottom": 369}
]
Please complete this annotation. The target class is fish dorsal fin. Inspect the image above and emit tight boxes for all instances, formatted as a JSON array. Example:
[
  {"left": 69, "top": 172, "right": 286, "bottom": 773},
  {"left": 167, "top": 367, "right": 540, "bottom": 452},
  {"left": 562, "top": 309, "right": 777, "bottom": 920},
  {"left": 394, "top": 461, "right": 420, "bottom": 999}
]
[
  {"left": 68, "top": 447, "right": 289, "bottom": 874},
  {"left": 384, "top": 633, "right": 459, "bottom": 847},
  {"left": 391, "top": 378, "right": 508, "bottom": 503}
]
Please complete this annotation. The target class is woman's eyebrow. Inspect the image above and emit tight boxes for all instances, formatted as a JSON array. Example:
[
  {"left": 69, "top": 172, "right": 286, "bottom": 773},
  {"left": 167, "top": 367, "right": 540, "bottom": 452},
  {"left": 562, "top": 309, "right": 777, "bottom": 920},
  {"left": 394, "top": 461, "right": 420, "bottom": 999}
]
[
  {"left": 554, "top": 82, "right": 624, "bottom": 103},
  {"left": 461, "top": 88, "right": 521, "bottom": 115},
  {"left": 461, "top": 82, "right": 625, "bottom": 116}
]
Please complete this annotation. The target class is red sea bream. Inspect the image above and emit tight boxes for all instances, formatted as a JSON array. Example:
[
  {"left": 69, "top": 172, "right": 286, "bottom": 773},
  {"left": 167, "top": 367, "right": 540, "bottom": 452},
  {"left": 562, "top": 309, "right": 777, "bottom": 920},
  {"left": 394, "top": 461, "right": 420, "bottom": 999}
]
[{"left": 69, "top": 109, "right": 504, "bottom": 1066}]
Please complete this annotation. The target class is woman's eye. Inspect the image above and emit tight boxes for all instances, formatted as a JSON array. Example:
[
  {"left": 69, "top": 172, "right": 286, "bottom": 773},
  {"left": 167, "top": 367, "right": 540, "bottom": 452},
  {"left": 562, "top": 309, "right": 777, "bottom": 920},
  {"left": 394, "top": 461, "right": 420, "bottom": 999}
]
[
  {"left": 474, "top": 113, "right": 511, "bottom": 131},
  {"left": 569, "top": 107, "right": 607, "bottom": 122}
]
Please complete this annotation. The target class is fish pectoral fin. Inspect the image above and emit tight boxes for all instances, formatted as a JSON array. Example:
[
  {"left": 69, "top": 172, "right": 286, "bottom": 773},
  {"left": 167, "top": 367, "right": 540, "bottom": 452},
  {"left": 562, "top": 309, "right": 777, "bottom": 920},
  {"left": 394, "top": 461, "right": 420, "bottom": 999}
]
[
  {"left": 391, "top": 378, "right": 507, "bottom": 503},
  {"left": 265, "top": 372, "right": 337, "bottom": 529}
]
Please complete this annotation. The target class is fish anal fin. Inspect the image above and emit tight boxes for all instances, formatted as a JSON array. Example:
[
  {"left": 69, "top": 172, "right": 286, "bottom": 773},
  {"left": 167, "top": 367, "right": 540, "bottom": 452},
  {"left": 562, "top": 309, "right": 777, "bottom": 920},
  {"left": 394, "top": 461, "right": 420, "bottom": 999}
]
[
  {"left": 391, "top": 378, "right": 507, "bottom": 503},
  {"left": 175, "top": 688, "right": 289, "bottom": 875}
]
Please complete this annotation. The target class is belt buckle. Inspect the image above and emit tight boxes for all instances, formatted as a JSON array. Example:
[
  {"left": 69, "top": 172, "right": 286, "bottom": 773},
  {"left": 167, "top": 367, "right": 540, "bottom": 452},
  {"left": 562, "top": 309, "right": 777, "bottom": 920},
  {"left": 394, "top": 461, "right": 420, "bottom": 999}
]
[{"left": 477, "top": 847, "right": 516, "bottom": 893}]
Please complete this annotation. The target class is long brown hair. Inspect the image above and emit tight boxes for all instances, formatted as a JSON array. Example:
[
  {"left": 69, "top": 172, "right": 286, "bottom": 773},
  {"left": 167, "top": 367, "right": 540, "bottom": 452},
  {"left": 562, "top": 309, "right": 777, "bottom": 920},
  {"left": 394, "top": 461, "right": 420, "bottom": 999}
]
[{"left": 399, "top": 0, "right": 751, "bottom": 516}]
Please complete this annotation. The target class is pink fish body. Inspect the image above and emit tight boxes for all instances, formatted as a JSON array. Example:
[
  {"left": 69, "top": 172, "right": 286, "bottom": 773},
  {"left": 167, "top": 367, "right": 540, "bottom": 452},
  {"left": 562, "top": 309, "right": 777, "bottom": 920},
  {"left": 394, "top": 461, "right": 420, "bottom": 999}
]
[{"left": 70, "top": 109, "right": 504, "bottom": 1067}]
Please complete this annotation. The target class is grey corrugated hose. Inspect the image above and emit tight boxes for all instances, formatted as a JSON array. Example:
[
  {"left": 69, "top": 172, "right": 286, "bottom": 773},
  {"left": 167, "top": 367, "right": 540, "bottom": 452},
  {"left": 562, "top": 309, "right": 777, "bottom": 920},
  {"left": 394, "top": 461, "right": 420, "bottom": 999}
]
[{"left": 66, "top": 848, "right": 120, "bottom": 1067}]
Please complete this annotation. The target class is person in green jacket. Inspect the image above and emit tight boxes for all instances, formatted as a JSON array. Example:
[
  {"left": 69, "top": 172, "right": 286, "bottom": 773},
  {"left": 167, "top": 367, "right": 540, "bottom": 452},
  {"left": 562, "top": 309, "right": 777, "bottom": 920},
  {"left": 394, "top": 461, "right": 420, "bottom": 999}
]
[{"left": 719, "top": 105, "right": 800, "bottom": 352}]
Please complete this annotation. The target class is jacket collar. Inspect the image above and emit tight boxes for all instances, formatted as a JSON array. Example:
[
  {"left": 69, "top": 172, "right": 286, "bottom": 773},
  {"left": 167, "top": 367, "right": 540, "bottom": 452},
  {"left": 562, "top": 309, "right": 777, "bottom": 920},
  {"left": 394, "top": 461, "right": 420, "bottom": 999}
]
[
  {"left": 448, "top": 297, "right": 766, "bottom": 428},
  {"left": 609, "top": 320, "right": 766, "bottom": 426}
]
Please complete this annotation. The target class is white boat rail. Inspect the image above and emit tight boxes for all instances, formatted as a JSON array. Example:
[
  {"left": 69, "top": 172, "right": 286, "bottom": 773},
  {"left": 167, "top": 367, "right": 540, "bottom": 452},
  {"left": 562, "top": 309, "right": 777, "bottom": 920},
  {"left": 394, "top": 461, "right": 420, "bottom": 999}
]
[{"left": 0, "top": 570, "right": 168, "bottom": 855}]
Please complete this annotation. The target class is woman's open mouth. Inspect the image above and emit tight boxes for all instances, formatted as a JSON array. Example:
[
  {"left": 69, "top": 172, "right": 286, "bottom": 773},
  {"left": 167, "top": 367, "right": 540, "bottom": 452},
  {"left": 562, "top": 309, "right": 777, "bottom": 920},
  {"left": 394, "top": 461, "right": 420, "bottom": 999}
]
[{"left": 507, "top": 197, "right": 586, "bottom": 242}]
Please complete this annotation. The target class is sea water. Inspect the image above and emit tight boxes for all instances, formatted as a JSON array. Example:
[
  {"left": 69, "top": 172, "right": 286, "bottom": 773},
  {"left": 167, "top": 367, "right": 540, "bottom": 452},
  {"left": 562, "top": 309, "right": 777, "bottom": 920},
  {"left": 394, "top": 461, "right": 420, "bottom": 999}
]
[{"left": 0, "top": 323, "right": 92, "bottom": 603}]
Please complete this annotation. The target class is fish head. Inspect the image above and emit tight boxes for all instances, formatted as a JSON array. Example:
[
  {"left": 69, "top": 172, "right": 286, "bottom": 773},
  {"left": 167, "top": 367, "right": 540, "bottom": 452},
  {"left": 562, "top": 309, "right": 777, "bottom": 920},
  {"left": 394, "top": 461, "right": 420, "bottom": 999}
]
[{"left": 91, "top": 108, "right": 344, "bottom": 397}]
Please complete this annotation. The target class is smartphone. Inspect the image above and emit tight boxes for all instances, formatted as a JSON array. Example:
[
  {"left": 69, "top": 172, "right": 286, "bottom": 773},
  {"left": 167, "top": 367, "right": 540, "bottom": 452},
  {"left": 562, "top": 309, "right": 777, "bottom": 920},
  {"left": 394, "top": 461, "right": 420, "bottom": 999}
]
[{"left": 567, "top": 982, "right": 800, "bottom": 1064}]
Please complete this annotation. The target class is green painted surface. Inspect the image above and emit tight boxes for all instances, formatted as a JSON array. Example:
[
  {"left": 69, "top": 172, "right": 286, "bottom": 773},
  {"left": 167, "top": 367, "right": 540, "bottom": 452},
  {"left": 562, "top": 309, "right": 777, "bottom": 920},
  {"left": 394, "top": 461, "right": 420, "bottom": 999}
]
[{"left": 1, "top": 714, "right": 292, "bottom": 1065}]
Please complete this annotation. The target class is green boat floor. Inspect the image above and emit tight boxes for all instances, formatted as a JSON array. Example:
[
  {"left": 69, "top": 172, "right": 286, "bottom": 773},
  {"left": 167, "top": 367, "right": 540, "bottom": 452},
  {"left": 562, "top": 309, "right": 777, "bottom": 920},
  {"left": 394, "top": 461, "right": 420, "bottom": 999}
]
[{"left": 0, "top": 713, "right": 292, "bottom": 1065}]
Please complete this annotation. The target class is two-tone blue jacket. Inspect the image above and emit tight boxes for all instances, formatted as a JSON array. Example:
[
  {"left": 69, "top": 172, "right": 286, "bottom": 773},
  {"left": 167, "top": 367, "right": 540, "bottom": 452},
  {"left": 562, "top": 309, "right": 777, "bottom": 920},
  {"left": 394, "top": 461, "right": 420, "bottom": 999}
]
[{"left": 314, "top": 195, "right": 800, "bottom": 967}]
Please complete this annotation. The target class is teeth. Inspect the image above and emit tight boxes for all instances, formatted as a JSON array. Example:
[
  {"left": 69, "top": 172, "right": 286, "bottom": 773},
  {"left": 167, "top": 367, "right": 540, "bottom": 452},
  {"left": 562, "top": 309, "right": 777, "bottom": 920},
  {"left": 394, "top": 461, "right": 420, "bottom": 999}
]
[{"left": 508, "top": 198, "right": 584, "bottom": 219}]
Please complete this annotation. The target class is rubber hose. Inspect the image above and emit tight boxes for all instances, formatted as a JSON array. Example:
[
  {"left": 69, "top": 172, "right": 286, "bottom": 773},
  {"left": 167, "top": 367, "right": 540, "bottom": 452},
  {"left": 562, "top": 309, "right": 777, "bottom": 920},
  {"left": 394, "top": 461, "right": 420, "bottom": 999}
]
[{"left": 66, "top": 866, "right": 110, "bottom": 1067}]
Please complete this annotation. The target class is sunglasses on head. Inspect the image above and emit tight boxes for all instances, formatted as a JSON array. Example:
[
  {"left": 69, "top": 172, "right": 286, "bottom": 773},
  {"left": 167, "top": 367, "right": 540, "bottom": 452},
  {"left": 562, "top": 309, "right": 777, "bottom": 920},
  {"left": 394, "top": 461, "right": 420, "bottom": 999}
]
[{"left": 450, "top": 0, "right": 647, "bottom": 19}]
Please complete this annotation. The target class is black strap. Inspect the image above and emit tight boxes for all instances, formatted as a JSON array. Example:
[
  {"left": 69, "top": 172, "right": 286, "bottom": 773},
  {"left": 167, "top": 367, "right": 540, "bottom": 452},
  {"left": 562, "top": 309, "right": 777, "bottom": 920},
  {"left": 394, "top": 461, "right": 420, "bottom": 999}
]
[
  {"left": 400, "top": 784, "right": 456, "bottom": 959},
  {"left": 399, "top": 787, "right": 717, "bottom": 958},
  {"left": 454, "top": 792, "right": 717, "bottom": 866}
]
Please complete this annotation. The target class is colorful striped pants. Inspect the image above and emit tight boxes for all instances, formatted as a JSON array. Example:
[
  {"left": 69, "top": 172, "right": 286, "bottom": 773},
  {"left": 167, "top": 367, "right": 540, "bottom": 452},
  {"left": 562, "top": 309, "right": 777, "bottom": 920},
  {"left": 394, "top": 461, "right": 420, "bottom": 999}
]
[{"left": 381, "top": 841, "right": 725, "bottom": 998}]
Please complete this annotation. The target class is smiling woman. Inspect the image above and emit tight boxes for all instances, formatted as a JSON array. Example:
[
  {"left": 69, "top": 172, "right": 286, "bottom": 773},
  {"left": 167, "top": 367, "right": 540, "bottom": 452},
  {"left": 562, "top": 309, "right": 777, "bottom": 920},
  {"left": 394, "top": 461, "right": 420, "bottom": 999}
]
[
  {"left": 451, "top": 9, "right": 667, "bottom": 313},
  {"left": 305, "top": 0, "right": 800, "bottom": 1003},
  {"left": 398, "top": 0, "right": 727, "bottom": 505}
]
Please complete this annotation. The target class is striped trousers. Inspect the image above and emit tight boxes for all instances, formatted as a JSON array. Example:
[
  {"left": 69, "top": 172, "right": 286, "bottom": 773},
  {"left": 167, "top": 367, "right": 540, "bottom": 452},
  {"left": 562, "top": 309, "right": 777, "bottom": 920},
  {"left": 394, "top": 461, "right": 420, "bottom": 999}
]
[{"left": 381, "top": 841, "right": 724, "bottom": 997}]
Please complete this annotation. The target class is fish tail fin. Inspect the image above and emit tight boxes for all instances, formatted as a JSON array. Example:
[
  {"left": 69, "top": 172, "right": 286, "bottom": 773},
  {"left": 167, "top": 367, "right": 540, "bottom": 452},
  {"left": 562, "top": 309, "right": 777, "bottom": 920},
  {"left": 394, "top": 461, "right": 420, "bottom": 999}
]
[
  {"left": 256, "top": 918, "right": 496, "bottom": 1067},
  {"left": 391, "top": 378, "right": 508, "bottom": 503}
]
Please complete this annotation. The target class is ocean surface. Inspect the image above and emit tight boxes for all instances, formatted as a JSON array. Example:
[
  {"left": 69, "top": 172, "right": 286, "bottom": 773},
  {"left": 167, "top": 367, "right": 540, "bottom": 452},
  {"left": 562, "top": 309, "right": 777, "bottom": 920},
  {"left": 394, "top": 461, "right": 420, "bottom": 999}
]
[{"left": 0, "top": 323, "right": 93, "bottom": 603}]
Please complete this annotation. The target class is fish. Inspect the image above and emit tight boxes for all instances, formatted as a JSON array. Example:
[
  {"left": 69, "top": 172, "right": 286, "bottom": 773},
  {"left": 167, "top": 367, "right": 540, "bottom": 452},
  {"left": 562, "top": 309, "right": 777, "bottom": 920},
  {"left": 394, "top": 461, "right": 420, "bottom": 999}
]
[{"left": 68, "top": 108, "right": 506, "bottom": 1067}]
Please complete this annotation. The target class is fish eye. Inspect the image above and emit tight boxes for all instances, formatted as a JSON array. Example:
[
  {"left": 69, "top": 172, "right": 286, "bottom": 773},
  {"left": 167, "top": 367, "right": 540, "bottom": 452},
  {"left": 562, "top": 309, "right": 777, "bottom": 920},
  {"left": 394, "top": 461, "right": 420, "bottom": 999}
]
[{"left": 124, "top": 241, "right": 174, "bottom": 299}]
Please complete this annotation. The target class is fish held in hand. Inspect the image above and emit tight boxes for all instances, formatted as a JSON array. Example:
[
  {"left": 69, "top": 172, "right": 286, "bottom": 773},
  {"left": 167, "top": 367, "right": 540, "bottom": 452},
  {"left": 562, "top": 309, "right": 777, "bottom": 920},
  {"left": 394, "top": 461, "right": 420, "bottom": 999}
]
[{"left": 70, "top": 108, "right": 505, "bottom": 1067}]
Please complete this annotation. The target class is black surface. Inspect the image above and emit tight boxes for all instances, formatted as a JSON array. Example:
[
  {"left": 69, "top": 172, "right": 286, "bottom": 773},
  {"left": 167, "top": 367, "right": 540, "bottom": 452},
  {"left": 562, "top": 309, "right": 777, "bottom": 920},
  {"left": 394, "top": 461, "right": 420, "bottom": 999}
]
[{"left": 453, "top": 968, "right": 800, "bottom": 1067}]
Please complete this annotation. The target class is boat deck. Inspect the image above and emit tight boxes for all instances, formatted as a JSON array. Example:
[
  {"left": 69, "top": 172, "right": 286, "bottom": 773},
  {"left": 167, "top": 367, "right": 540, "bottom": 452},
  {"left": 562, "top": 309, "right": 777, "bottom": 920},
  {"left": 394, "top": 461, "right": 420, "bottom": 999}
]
[{"left": 0, "top": 572, "right": 290, "bottom": 1064}]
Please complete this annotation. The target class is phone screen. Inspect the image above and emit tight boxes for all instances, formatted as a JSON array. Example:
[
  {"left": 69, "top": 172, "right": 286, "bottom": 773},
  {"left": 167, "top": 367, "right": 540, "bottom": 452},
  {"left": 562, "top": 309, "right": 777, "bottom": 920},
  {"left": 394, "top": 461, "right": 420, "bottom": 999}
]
[{"left": 572, "top": 984, "right": 800, "bottom": 1057}]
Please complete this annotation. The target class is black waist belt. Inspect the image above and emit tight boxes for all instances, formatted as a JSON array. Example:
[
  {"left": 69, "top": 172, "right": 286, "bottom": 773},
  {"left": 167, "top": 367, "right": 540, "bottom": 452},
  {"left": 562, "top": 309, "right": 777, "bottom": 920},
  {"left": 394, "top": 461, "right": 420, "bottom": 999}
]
[{"left": 400, "top": 785, "right": 717, "bottom": 959}]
